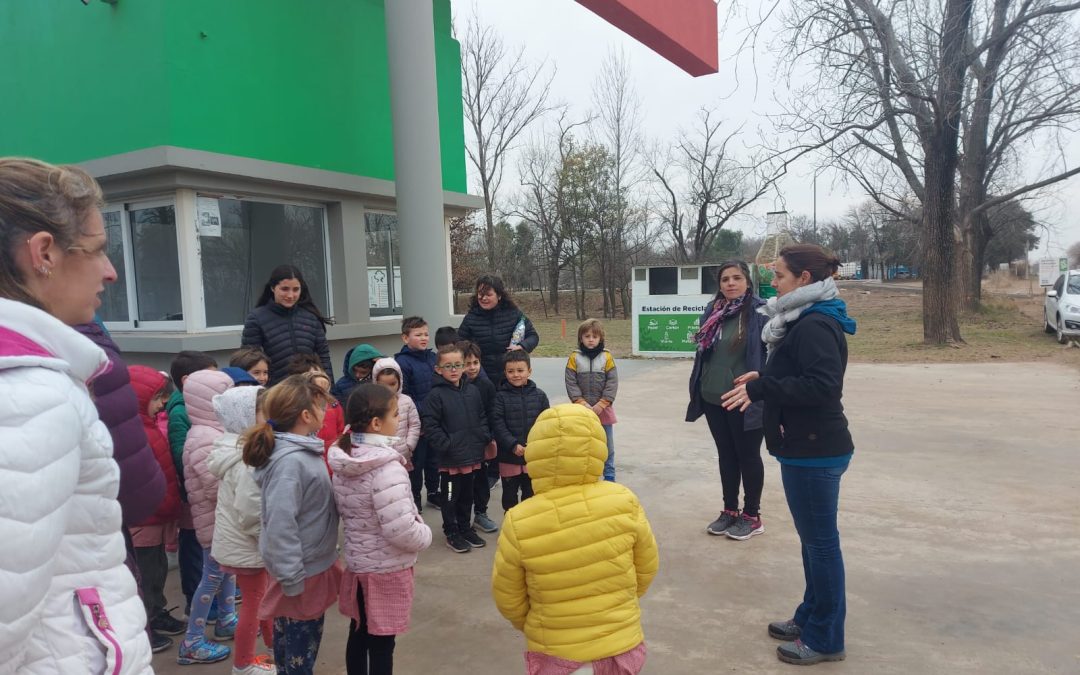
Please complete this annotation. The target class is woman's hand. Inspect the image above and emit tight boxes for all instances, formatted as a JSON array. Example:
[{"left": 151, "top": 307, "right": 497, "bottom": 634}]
[
  {"left": 733, "top": 371, "right": 760, "bottom": 386},
  {"left": 721, "top": 383, "right": 753, "bottom": 412}
]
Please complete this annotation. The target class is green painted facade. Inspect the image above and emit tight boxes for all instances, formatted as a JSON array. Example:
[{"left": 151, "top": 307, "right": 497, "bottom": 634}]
[{"left": 0, "top": 0, "right": 467, "bottom": 193}]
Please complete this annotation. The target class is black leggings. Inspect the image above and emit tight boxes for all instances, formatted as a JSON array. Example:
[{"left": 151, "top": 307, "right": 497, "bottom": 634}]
[
  {"left": 702, "top": 401, "right": 765, "bottom": 517},
  {"left": 345, "top": 584, "right": 396, "bottom": 675},
  {"left": 501, "top": 473, "right": 533, "bottom": 512}
]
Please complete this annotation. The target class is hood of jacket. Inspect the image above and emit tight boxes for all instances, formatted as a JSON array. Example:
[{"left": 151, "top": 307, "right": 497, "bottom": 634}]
[
  {"left": 328, "top": 434, "right": 403, "bottom": 478},
  {"left": 207, "top": 433, "right": 244, "bottom": 480},
  {"left": 129, "top": 365, "right": 167, "bottom": 427},
  {"left": 253, "top": 432, "right": 326, "bottom": 486},
  {"left": 525, "top": 403, "right": 607, "bottom": 494},
  {"left": 346, "top": 343, "right": 383, "bottom": 373},
  {"left": 183, "top": 369, "right": 233, "bottom": 429},
  {"left": 0, "top": 298, "right": 110, "bottom": 382},
  {"left": 371, "top": 357, "right": 403, "bottom": 385},
  {"left": 213, "top": 385, "right": 263, "bottom": 435}
]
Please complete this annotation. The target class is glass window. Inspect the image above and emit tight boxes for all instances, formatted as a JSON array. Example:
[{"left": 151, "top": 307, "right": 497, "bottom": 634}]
[
  {"left": 130, "top": 205, "right": 183, "bottom": 322},
  {"left": 365, "top": 212, "right": 403, "bottom": 316},
  {"left": 1068, "top": 274, "right": 1080, "bottom": 295},
  {"left": 199, "top": 198, "right": 330, "bottom": 328},
  {"left": 99, "top": 210, "right": 129, "bottom": 322},
  {"left": 701, "top": 266, "right": 720, "bottom": 295},
  {"left": 681, "top": 267, "right": 699, "bottom": 280},
  {"left": 649, "top": 267, "right": 678, "bottom": 295}
]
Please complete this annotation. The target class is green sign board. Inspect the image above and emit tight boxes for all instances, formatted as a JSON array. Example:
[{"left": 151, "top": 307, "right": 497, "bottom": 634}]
[
  {"left": 1061, "top": 258, "right": 1069, "bottom": 272},
  {"left": 638, "top": 314, "right": 700, "bottom": 352}
]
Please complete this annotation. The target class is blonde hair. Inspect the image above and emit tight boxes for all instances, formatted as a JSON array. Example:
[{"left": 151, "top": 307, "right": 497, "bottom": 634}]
[
  {"left": 242, "top": 372, "right": 330, "bottom": 468},
  {"left": 577, "top": 318, "right": 605, "bottom": 342},
  {"left": 0, "top": 157, "right": 104, "bottom": 307}
]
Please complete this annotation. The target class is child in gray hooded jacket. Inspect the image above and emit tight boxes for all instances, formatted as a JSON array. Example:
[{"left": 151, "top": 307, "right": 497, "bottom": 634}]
[{"left": 244, "top": 373, "right": 341, "bottom": 674}]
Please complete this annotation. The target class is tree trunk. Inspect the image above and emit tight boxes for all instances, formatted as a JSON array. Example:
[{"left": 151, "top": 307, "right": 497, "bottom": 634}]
[
  {"left": 482, "top": 179, "right": 497, "bottom": 273},
  {"left": 547, "top": 265, "right": 561, "bottom": 315}
]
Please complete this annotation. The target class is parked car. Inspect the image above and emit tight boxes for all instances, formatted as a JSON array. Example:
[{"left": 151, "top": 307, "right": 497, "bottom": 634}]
[{"left": 1043, "top": 270, "right": 1080, "bottom": 344}]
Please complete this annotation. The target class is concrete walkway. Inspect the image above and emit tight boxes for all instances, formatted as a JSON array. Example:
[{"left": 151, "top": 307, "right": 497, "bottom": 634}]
[{"left": 152, "top": 359, "right": 1080, "bottom": 674}]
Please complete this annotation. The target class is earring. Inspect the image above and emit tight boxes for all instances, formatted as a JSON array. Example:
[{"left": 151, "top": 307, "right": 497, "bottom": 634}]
[{"left": 38, "top": 265, "right": 51, "bottom": 278}]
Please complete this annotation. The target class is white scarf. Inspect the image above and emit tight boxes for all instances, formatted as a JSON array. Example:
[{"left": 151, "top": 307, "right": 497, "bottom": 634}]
[{"left": 759, "top": 277, "right": 839, "bottom": 354}]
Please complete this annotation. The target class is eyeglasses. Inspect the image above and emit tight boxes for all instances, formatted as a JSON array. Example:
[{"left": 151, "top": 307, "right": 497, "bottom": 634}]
[
  {"left": 437, "top": 363, "right": 465, "bottom": 371},
  {"left": 66, "top": 243, "right": 110, "bottom": 260}
]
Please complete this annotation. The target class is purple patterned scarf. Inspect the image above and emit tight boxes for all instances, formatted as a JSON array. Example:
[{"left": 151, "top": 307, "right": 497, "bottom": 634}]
[{"left": 693, "top": 292, "right": 748, "bottom": 351}]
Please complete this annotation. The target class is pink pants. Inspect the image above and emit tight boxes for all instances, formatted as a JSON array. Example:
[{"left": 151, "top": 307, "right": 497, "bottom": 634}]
[{"left": 232, "top": 569, "right": 273, "bottom": 666}]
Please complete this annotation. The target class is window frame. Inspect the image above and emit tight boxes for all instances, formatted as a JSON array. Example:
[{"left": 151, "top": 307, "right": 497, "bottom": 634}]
[{"left": 364, "top": 209, "right": 404, "bottom": 318}]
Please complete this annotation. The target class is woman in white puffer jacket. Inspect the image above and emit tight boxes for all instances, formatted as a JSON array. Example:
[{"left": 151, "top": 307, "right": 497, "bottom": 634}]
[
  {"left": 0, "top": 157, "right": 152, "bottom": 673},
  {"left": 208, "top": 386, "right": 276, "bottom": 674}
]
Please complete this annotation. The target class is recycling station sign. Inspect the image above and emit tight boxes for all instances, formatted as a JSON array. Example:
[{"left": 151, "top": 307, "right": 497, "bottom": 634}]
[{"left": 632, "top": 265, "right": 712, "bottom": 357}]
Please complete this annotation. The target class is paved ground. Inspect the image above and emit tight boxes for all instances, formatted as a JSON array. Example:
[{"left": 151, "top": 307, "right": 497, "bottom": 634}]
[{"left": 152, "top": 359, "right": 1080, "bottom": 674}]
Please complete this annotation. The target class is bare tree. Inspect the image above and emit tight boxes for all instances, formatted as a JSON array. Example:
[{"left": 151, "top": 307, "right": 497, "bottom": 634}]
[
  {"left": 461, "top": 12, "right": 555, "bottom": 273},
  {"left": 652, "top": 108, "right": 781, "bottom": 263}
]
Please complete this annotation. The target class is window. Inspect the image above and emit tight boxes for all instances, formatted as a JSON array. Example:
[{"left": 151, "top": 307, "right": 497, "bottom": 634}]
[
  {"left": 634, "top": 268, "right": 646, "bottom": 282},
  {"left": 1068, "top": 274, "right": 1080, "bottom": 295},
  {"left": 701, "top": 266, "right": 720, "bottom": 295},
  {"left": 366, "top": 212, "right": 403, "bottom": 316},
  {"left": 198, "top": 197, "right": 331, "bottom": 328},
  {"left": 99, "top": 200, "right": 183, "bottom": 329},
  {"left": 681, "top": 267, "right": 699, "bottom": 280},
  {"left": 648, "top": 267, "right": 678, "bottom": 295}
]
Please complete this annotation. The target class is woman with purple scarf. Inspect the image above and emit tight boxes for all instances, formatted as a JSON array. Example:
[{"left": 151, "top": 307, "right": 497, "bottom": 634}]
[{"left": 685, "top": 260, "right": 768, "bottom": 541}]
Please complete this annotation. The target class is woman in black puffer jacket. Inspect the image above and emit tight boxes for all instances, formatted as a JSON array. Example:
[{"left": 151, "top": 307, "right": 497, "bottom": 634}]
[
  {"left": 241, "top": 265, "right": 333, "bottom": 385},
  {"left": 457, "top": 275, "right": 539, "bottom": 383}
]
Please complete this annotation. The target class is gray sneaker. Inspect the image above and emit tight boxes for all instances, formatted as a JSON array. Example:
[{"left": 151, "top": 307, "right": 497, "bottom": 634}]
[
  {"left": 706, "top": 510, "right": 739, "bottom": 536},
  {"left": 725, "top": 514, "right": 764, "bottom": 540},
  {"left": 776, "top": 639, "right": 845, "bottom": 665},
  {"left": 474, "top": 512, "right": 499, "bottom": 533},
  {"left": 768, "top": 620, "right": 801, "bottom": 641}
]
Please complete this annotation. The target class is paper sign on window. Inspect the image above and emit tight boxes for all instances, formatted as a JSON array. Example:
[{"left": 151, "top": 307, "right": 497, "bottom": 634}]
[{"left": 196, "top": 197, "right": 222, "bottom": 238}]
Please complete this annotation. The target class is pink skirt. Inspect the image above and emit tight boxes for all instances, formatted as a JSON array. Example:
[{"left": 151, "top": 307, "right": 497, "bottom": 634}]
[
  {"left": 499, "top": 463, "right": 527, "bottom": 478},
  {"left": 338, "top": 568, "right": 415, "bottom": 636},
  {"left": 443, "top": 463, "right": 482, "bottom": 475},
  {"left": 526, "top": 643, "right": 646, "bottom": 675},
  {"left": 259, "top": 560, "right": 343, "bottom": 621}
]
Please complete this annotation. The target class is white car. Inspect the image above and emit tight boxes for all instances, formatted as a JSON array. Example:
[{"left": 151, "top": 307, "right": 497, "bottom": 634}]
[{"left": 1044, "top": 270, "right": 1080, "bottom": 343}]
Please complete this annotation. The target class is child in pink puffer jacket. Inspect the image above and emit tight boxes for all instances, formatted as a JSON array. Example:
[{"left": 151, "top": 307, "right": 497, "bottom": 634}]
[
  {"left": 372, "top": 357, "right": 421, "bottom": 469},
  {"left": 329, "top": 383, "right": 431, "bottom": 674}
]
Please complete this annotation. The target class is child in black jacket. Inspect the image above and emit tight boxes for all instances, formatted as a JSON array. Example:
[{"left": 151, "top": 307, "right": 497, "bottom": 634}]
[
  {"left": 491, "top": 351, "right": 550, "bottom": 511},
  {"left": 421, "top": 343, "right": 493, "bottom": 553},
  {"left": 460, "top": 340, "right": 499, "bottom": 534}
]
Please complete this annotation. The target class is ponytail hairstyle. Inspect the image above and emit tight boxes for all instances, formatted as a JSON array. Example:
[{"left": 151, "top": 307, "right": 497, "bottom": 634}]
[
  {"left": 778, "top": 244, "right": 841, "bottom": 283},
  {"left": 336, "top": 383, "right": 396, "bottom": 452},
  {"left": 242, "top": 372, "right": 330, "bottom": 468},
  {"left": 715, "top": 259, "right": 756, "bottom": 352}
]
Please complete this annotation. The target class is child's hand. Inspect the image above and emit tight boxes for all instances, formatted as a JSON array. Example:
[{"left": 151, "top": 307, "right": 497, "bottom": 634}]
[
  {"left": 484, "top": 440, "right": 497, "bottom": 461},
  {"left": 591, "top": 404, "right": 603, "bottom": 416},
  {"left": 514, "top": 444, "right": 526, "bottom": 456},
  {"left": 575, "top": 399, "right": 589, "bottom": 408}
]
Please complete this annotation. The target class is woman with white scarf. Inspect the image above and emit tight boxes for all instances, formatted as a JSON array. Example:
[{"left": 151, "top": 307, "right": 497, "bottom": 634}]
[{"left": 721, "top": 244, "right": 857, "bottom": 667}]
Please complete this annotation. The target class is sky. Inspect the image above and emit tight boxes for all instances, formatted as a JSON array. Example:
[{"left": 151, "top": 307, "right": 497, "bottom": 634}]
[{"left": 454, "top": 0, "right": 1080, "bottom": 261}]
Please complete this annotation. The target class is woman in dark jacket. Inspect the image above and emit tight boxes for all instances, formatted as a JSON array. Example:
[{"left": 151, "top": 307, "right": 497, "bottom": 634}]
[
  {"left": 241, "top": 264, "right": 333, "bottom": 385},
  {"left": 685, "top": 261, "right": 767, "bottom": 541},
  {"left": 721, "top": 244, "right": 857, "bottom": 667},
  {"left": 457, "top": 275, "right": 539, "bottom": 383}
]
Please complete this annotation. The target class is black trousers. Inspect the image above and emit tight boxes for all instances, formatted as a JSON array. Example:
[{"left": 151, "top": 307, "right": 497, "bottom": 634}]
[
  {"left": 702, "top": 401, "right": 765, "bottom": 517},
  {"left": 134, "top": 544, "right": 168, "bottom": 619},
  {"left": 409, "top": 437, "right": 440, "bottom": 501},
  {"left": 473, "top": 460, "right": 492, "bottom": 516},
  {"left": 441, "top": 471, "right": 476, "bottom": 536},
  {"left": 501, "top": 473, "right": 533, "bottom": 512},
  {"left": 345, "top": 584, "right": 396, "bottom": 675}
]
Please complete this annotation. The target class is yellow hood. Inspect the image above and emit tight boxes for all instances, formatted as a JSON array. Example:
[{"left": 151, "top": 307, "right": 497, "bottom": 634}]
[{"left": 525, "top": 403, "right": 608, "bottom": 495}]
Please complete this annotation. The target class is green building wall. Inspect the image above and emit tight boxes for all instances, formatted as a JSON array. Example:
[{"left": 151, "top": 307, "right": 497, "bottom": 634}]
[{"left": 0, "top": 0, "right": 467, "bottom": 193}]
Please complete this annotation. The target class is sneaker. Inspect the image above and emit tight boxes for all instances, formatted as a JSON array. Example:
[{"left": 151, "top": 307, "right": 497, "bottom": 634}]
[
  {"left": 166, "top": 551, "right": 179, "bottom": 571},
  {"left": 487, "top": 474, "right": 499, "bottom": 490},
  {"left": 213, "top": 612, "right": 239, "bottom": 640},
  {"left": 232, "top": 655, "right": 278, "bottom": 674},
  {"left": 150, "top": 631, "right": 174, "bottom": 654},
  {"left": 151, "top": 607, "right": 186, "bottom": 636},
  {"left": 726, "top": 514, "right": 764, "bottom": 540},
  {"left": 414, "top": 495, "right": 423, "bottom": 513},
  {"left": 474, "top": 512, "right": 499, "bottom": 533},
  {"left": 446, "top": 534, "right": 471, "bottom": 553},
  {"left": 706, "top": 510, "right": 740, "bottom": 536},
  {"left": 461, "top": 528, "right": 486, "bottom": 548},
  {"left": 427, "top": 492, "right": 444, "bottom": 510},
  {"left": 768, "top": 619, "right": 802, "bottom": 641},
  {"left": 177, "top": 636, "right": 231, "bottom": 665},
  {"left": 776, "top": 639, "right": 845, "bottom": 665}
]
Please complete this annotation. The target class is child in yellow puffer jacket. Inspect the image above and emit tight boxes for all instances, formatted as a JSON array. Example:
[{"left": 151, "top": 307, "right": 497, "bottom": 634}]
[{"left": 491, "top": 403, "right": 659, "bottom": 674}]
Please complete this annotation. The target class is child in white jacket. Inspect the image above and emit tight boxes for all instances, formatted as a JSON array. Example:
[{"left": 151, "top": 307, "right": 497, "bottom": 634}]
[
  {"left": 329, "top": 383, "right": 431, "bottom": 675},
  {"left": 208, "top": 386, "right": 276, "bottom": 675},
  {"left": 372, "top": 357, "right": 421, "bottom": 468}
]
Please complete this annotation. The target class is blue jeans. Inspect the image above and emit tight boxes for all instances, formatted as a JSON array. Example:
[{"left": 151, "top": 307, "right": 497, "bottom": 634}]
[
  {"left": 603, "top": 424, "right": 616, "bottom": 482},
  {"left": 780, "top": 463, "right": 847, "bottom": 654},
  {"left": 184, "top": 547, "right": 236, "bottom": 641}
]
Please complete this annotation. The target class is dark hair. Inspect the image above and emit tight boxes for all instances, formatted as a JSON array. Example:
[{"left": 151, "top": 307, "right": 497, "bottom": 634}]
[
  {"left": 169, "top": 350, "right": 217, "bottom": 391},
  {"left": 437, "top": 343, "right": 464, "bottom": 362},
  {"left": 504, "top": 350, "right": 531, "bottom": 368},
  {"left": 715, "top": 259, "right": 756, "bottom": 353},
  {"left": 229, "top": 347, "right": 269, "bottom": 371},
  {"left": 153, "top": 376, "right": 176, "bottom": 400},
  {"left": 375, "top": 367, "right": 401, "bottom": 388},
  {"left": 336, "top": 383, "right": 397, "bottom": 451},
  {"left": 434, "top": 326, "right": 459, "bottom": 347},
  {"left": 286, "top": 352, "right": 325, "bottom": 376},
  {"left": 457, "top": 339, "right": 482, "bottom": 360},
  {"left": 242, "top": 373, "right": 329, "bottom": 468},
  {"left": 256, "top": 264, "right": 331, "bottom": 326},
  {"left": 779, "top": 244, "right": 841, "bottom": 283},
  {"left": 469, "top": 274, "right": 517, "bottom": 311},
  {"left": 401, "top": 316, "right": 427, "bottom": 335}
]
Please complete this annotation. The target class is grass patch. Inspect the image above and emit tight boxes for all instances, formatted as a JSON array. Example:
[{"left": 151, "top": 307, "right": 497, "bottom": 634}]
[{"left": 532, "top": 318, "right": 633, "bottom": 358}]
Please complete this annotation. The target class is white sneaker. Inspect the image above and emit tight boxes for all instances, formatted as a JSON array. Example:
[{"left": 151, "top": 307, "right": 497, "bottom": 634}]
[
  {"left": 232, "top": 660, "right": 276, "bottom": 674},
  {"left": 166, "top": 551, "right": 179, "bottom": 571}
]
